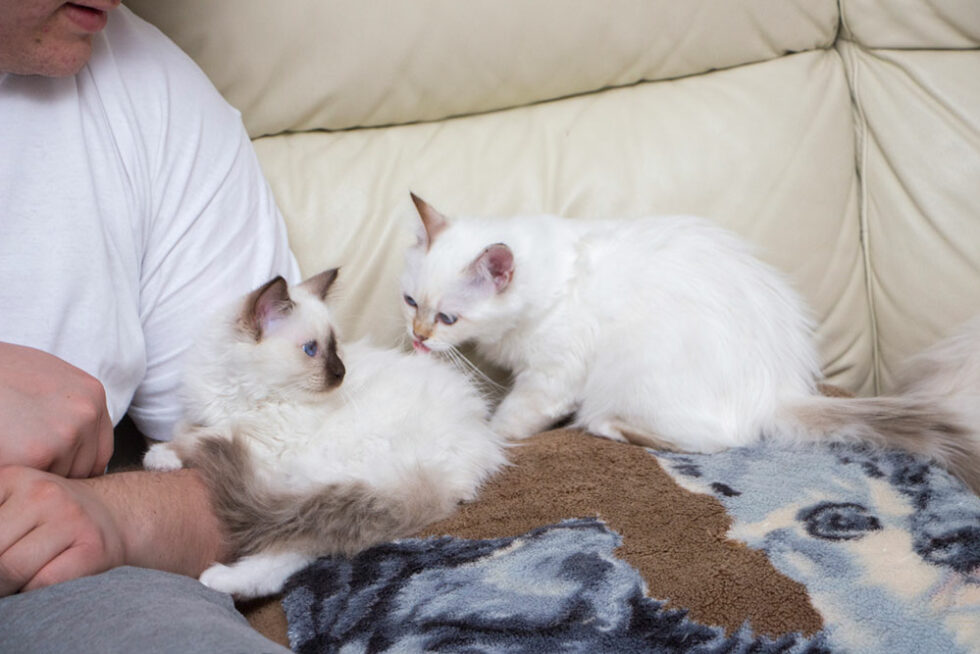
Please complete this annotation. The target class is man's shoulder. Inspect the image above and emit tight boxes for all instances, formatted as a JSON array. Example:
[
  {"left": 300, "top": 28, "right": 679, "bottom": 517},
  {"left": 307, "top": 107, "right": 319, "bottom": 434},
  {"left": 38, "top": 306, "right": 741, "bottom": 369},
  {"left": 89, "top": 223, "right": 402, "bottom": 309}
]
[{"left": 90, "top": 6, "right": 237, "bottom": 126}]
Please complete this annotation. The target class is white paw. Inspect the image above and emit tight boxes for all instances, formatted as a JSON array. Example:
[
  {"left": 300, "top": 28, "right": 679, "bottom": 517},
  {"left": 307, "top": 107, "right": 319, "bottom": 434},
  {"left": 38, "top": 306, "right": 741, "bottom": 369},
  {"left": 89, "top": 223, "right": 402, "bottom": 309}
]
[
  {"left": 142, "top": 443, "right": 183, "bottom": 471},
  {"left": 199, "top": 563, "right": 242, "bottom": 595},
  {"left": 583, "top": 419, "right": 630, "bottom": 443},
  {"left": 199, "top": 552, "right": 313, "bottom": 599},
  {"left": 489, "top": 416, "right": 533, "bottom": 441},
  {"left": 493, "top": 428, "right": 528, "bottom": 441}
]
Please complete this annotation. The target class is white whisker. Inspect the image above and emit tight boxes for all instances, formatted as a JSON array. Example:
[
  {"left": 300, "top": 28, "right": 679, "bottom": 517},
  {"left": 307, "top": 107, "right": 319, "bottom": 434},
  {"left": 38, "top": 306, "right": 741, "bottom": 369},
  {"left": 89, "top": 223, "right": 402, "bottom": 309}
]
[
  {"left": 440, "top": 347, "right": 468, "bottom": 377},
  {"left": 389, "top": 316, "right": 505, "bottom": 400},
  {"left": 442, "top": 345, "right": 507, "bottom": 396}
]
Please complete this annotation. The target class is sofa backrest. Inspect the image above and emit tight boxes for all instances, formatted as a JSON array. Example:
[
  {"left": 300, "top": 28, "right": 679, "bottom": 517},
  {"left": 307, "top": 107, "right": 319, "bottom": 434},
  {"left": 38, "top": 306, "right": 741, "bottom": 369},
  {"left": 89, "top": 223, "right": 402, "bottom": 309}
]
[{"left": 126, "top": 0, "right": 980, "bottom": 396}]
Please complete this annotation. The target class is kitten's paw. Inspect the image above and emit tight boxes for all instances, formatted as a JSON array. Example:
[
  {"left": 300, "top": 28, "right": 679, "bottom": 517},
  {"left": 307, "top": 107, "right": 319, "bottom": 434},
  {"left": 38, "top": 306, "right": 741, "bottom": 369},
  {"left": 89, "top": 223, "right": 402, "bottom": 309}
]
[
  {"left": 199, "top": 563, "right": 243, "bottom": 595},
  {"left": 142, "top": 443, "right": 183, "bottom": 471},
  {"left": 585, "top": 418, "right": 681, "bottom": 451},
  {"left": 489, "top": 417, "right": 534, "bottom": 441},
  {"left": 583, "top": 419, "right": 630, "bottom": 443},
  {"left": 199, "top": 552, "right": 313, "bottom": 599},
  {"left": 492, "top": 427, "right": 534, "bottom": 441}
]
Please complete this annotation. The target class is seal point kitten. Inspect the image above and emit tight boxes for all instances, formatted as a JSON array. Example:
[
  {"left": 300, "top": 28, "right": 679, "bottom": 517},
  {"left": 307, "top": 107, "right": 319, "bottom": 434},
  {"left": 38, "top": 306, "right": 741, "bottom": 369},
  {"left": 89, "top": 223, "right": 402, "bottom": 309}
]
[{"left": 145, "top": 268, "right": 508, "bottom": 597}]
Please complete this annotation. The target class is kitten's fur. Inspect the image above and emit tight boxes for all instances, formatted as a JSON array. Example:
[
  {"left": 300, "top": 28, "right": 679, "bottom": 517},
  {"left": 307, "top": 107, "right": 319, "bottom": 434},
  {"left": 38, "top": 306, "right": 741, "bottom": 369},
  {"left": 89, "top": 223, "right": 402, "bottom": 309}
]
[
  {"left": 401, "top": 194, "right": 980, "bottom": 493},
  {"left": 144, "top": 269, "right": 508, "bottom": 598}
]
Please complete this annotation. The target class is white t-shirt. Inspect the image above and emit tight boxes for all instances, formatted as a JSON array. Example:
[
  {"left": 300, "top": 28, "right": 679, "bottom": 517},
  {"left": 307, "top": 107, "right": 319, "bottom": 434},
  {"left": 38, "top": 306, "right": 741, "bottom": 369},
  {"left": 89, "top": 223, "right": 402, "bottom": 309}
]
[{"left": 0, "top": 7, "right": 300, "bottom": 441}]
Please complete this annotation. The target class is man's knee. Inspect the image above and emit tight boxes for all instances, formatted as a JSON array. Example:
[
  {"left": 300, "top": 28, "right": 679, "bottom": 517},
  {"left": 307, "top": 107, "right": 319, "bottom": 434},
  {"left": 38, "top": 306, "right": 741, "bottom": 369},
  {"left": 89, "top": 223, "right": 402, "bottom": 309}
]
[{"left": 0, "top": 566, "right": 289, "bottom": 654}]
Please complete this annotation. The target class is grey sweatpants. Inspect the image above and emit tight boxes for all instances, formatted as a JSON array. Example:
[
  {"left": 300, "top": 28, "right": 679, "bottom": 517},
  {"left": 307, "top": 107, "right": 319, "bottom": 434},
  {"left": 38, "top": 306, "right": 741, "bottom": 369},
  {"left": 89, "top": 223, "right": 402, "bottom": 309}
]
[{"left": 0, "top": 566, "right": 291, "bottom": 653}]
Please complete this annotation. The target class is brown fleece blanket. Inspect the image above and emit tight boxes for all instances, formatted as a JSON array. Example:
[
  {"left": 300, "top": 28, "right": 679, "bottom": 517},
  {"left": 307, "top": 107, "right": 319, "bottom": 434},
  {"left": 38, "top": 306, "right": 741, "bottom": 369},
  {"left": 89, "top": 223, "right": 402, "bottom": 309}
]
[
  {"left": 240, "top": 428, "right": 824, "bottom": 641},
  {"left": 242, "top": 428, "right": 817, "bottom": 637},
  {"left": 238, "top": 388, "right": 980, "bottom": 652}
]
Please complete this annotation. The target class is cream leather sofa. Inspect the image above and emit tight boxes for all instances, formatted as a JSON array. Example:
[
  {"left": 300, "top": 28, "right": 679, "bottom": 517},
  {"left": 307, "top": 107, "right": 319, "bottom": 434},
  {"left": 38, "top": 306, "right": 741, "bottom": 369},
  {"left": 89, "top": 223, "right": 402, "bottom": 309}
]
[{"left": 126, "top": 0, "right": 980, "bottom": 397}]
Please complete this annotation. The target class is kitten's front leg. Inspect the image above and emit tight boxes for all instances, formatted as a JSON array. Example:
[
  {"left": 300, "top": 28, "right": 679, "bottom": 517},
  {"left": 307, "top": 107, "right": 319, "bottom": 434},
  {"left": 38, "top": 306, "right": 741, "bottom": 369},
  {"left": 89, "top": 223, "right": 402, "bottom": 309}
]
[
  {"left": 142, "top": 442, "right": 184, "bottom": 471},
  {"left": 491, "top": 370, "right": 577, "bottom": 440},
  {"left": 143, "top": 425, "right": 216, "bottom": 471}
]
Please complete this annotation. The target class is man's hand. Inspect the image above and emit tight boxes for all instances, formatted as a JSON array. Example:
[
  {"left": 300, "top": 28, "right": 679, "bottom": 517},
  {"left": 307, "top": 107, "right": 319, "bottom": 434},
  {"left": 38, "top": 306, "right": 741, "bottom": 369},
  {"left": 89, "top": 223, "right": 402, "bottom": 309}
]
[
  {"left": 0, "top": 465, "right": 125, "bottom": 596},
  {"left": 0, "top": 465, "right": 228, "bottom": 597},
  {"left": 0, "top": 343, "right": 113, "bottom": 477}
]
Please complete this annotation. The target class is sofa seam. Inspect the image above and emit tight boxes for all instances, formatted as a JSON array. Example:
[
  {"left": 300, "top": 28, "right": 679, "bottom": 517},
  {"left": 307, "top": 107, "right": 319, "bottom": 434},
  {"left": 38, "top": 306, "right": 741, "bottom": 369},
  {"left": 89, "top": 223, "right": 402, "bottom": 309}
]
[{"left": 836, "top": 38, "right": 881, "bottom": 396}]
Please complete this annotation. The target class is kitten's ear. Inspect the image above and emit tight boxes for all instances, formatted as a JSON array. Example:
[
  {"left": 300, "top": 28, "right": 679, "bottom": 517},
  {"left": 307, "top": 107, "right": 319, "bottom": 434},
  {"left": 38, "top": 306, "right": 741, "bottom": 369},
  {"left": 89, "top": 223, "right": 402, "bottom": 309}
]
[
  {"left": 467, "top": 243, "right": 514, "bottom": 293},
  {"left": 240, "top": 276, "right": 293, "bottom": 341},
  {"left": 410, "top": 192, "right": 448, "bottom": 250},
  {"left": 299, "top": 268, "right": 340, "bottom": 301}
]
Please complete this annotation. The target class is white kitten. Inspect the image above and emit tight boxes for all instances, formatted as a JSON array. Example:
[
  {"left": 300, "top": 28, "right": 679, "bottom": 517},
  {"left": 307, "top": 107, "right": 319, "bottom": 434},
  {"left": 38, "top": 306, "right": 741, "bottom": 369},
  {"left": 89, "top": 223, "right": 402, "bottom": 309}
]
[
  {"left": 400, "top": 194, "right": 980, "bottom": 493},
  {"left": 144, "top": 269, "right": 508, "bottom": 598}
]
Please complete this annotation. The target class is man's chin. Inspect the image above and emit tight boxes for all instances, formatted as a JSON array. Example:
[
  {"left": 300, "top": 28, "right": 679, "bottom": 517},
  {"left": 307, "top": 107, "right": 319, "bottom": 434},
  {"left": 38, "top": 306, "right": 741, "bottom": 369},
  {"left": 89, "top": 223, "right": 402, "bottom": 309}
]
[{"left": 14, "top": 41, "right": 94, "bottom": 78}]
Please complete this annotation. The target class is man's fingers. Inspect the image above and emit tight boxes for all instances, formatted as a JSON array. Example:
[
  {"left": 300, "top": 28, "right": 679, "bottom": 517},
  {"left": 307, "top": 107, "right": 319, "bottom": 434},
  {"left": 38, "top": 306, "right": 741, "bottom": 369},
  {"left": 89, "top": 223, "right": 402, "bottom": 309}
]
[
  {"left": 0, "top": 512, "right": 37, "bottom": 596},
  {"left": 0, "top": 468, "right": 56, "bottom": 595},
  {"left": 21, "top": 542, "right": 103, "bottom": 593},
  {"left": 91, "top": 411, "right": 115, "bottom": 476},
  {"left": 66, "top": 436, "right": 98, "bottom": 480},
  {"left": 46, "top": 434, "right": 81, "bottom": 478},
  {"left": 57, "top": 400, "right": 113, "bottom": 478},
  {"left": 0, "top": 468, "right": 37, "bottom": 555},
  {"left": 0, "top": 523, "right": 72, "bottom": 596}
]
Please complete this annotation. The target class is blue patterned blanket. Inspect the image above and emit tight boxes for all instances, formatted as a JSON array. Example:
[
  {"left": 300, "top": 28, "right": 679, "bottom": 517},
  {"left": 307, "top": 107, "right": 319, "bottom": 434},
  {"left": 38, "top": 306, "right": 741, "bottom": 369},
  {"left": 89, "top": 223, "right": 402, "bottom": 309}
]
[{"left": 280, "top": 431, "right": 980, "bottom": 653}]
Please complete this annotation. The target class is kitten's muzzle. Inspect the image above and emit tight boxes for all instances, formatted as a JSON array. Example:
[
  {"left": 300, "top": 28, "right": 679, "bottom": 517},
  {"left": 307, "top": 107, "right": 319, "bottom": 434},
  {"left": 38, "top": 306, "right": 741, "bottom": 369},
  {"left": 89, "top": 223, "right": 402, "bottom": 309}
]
[{"left": 324, "top": 336, "right": 346, "bottom": 388}]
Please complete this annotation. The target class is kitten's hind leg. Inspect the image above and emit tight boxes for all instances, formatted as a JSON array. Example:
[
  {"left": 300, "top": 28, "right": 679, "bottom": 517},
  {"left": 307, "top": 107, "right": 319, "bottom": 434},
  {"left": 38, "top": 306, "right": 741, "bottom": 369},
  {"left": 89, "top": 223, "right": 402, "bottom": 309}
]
[
  {"left": 582, "top": 417, "right": 682, "bottom": 452},
  {"left": 199, "top": 551, "right": 314, "bottom": 599}
]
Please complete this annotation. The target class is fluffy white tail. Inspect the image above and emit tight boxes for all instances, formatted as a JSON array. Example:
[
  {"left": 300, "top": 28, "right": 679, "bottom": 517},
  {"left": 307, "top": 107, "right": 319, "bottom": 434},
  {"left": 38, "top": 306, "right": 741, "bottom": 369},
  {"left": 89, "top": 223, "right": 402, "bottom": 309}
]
[
  {"left": 779, "top": 318, "right": 980, "bottom": 494},
  {"left": 779, "top": 394, "right": 979, "bottom": 493}
]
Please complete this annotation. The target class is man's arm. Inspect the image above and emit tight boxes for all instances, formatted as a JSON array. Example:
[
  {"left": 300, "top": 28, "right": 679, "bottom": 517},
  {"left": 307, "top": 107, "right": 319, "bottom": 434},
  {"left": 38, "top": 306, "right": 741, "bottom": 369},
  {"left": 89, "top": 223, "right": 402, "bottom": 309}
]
[{"left": 0, "top": 465, "right": 228, "bottom": 597}]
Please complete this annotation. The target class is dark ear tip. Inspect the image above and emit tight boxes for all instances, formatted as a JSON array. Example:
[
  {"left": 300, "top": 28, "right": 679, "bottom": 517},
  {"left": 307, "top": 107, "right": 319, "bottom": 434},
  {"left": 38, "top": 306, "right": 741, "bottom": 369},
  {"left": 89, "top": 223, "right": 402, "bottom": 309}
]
[
  {"left": 300, "top": 267, "right": 341, "bottom": 301},
  {"left": 257, "top": 275, "right": 288, "bottom": 296},
  {"left": 267, "top": 276, "right": 290, "bottom": 298},
  {"left": 242, "top": 274, "right": 293, "bottom": 340}
]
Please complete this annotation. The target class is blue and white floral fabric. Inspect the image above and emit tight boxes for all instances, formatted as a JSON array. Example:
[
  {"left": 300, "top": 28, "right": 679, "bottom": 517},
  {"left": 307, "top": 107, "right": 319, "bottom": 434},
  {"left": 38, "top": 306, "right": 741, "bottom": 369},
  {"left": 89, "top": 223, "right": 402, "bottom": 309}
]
[{"left": 282, "top": 442, "right": 980, "bottom": 654}]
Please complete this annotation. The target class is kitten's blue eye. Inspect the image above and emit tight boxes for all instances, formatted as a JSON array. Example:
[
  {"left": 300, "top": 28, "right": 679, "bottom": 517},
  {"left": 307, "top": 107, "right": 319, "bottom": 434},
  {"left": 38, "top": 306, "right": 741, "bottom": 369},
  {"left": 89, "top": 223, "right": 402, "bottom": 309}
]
[
  {"left": 302, "top": 341, "right": 318, "bottom": 357},
  {"left": 436, "top": 313, "right": 457, "bottom": 326},
  {"left": 404, "top": 294, "right": 417, "bottom": 308}
]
